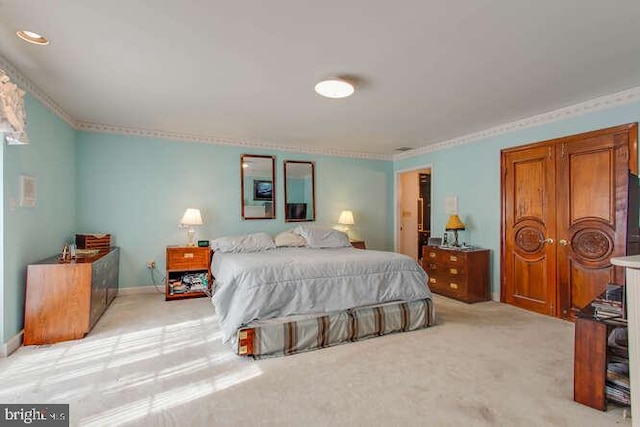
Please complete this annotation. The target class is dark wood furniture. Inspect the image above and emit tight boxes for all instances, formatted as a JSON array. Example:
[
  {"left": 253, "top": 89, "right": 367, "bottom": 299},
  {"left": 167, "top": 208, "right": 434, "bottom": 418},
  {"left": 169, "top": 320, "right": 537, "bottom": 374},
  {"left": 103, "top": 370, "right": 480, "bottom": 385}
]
[
  {"left": 501, "top": 123, "right": 639, "bottom": 319},
  {"left": 351, "top": 240, "right": 366, "bottom": 249},
  {"left": 574, "top": 285, "right": 629, "bottom": 410},
  {"left": 422, "top": 246, "right": 490, "bottom": 303},
  {"left": 166, "top": 246, "right": 212, "bottom": 300},
  {"left": 24, "top": 247, "right": 120, "bottom": 345}
]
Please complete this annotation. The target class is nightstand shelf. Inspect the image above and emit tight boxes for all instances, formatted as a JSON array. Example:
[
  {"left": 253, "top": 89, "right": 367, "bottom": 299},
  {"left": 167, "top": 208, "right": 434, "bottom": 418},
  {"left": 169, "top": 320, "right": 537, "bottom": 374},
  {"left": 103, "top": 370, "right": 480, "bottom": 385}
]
[{"left": 165, "top": 246, "right": 212, "bottom": 301}]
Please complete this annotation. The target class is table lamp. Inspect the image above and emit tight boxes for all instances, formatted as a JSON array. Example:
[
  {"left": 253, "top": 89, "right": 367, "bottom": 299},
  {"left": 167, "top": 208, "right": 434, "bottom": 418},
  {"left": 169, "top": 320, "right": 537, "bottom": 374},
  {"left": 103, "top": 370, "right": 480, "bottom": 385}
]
[
  {"left": 180, "top": 208, "right": 203, "bottom": 246},
  {"left": 445, "top": 214, "right": 465, "bottom": 247},
  {"left": 338, "top": 210, "right": 355, "bottom": 239}
]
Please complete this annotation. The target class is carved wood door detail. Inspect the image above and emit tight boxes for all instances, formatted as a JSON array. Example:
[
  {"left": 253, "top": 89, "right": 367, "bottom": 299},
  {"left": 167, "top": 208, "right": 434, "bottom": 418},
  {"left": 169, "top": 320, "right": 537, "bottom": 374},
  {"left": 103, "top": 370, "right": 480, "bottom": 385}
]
[{"left": 502, "top": 123, "right": 638, "bottom": 319}]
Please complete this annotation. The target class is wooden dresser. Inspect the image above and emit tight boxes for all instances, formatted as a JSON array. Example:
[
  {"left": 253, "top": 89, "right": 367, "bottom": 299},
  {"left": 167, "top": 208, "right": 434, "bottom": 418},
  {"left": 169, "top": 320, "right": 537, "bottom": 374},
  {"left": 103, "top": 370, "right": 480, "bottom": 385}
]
[
  {"left": 24, "top": 247, "right": 120, "bottom": 345},
  {"left": 422, "top": 246, "right": 490, "bottom": 303}
]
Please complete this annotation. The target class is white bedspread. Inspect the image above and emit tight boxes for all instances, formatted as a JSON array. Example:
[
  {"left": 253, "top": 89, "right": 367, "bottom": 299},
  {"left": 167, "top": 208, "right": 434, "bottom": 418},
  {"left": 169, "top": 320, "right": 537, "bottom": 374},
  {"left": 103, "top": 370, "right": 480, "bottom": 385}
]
[{"left": 211, "top": 247, "right": 431, "bottom": 344}]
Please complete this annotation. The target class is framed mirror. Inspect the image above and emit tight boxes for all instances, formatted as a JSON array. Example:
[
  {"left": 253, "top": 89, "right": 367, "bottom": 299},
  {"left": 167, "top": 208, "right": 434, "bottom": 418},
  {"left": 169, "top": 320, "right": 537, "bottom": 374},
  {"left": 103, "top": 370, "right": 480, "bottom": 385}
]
[
  {"left": 241, "top": 154, "right": 275, "bottom": 219},
  {"left": 284, "top": 160, "right": 316, "bottom": 222}
]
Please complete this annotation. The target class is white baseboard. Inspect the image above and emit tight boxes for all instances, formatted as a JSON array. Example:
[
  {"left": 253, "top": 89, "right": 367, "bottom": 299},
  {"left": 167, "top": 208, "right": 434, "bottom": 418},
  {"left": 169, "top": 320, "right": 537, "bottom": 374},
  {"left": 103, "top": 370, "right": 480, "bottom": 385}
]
[
  {"left": 117, "top": 285, "right": 162, "bottom": 296},
  {"left": 492, "top": 291, "right": 500, "bottom": 302},
  {"left": 0, "top": 330, "right": 23, "bottom": 357}
]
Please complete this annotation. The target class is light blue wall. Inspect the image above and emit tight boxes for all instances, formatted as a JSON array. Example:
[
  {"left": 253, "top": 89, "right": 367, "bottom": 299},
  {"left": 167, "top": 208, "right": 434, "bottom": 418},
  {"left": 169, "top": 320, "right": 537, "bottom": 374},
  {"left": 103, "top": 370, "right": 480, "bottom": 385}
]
[
  {"left": 2, "top": 95, "right": 76, "bottom": 343},
  {"left": 75, "top": 132, "right": 393, "bottom": 288},
  {"left": 395, "top": 100, "right": 640, "bottom": 299}
]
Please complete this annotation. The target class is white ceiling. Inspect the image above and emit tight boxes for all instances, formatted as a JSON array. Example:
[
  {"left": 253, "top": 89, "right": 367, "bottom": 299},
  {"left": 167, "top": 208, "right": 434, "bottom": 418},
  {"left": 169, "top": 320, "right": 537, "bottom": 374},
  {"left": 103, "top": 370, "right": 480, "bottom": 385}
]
[{"left": 1, "top": 1, "right": 640, "bottom": 157}]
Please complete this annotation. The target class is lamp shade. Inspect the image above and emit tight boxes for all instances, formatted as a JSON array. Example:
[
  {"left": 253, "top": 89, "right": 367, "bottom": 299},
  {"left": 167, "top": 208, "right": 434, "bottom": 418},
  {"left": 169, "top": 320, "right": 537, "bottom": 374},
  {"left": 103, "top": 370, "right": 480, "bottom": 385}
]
[
  {"left": 445, "top": 214, "right": 465, "bottom": 231},
  {"left": 180, "top": 208, "right": 203, "bottom": 226},
  {"left": 338, "top": 210, "right": 355, "bottom": 225}
]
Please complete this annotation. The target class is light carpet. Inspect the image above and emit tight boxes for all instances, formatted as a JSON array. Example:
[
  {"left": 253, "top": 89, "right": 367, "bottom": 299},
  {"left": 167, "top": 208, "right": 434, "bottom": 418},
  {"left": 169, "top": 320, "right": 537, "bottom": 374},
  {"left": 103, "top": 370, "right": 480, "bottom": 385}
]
[{"left": 0, "top": 294, "right": 630, "bottom": 426}]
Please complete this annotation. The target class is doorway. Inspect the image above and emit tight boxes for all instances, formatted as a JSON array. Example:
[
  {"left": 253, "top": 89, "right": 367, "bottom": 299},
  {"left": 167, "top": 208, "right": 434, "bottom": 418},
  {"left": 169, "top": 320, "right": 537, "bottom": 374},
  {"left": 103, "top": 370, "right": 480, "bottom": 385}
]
[
  {"left": 396, "top": 166, "right": 432, "bottom": 261},
  {"left": 501, "top": 123, "right": 638, "bottom": 319}
]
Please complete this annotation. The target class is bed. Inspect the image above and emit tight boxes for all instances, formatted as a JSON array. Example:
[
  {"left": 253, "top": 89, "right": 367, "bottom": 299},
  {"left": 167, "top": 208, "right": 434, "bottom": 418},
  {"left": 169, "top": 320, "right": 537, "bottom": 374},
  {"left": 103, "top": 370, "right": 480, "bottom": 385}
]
[{"left": 210, "top": 228, "right": 435, "bottom": 358}]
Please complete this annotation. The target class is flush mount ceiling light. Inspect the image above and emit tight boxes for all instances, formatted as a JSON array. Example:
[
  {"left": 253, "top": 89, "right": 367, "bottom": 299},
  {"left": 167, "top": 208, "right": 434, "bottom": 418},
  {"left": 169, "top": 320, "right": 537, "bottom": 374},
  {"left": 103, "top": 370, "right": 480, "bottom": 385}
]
[
  {"left": 314, "top": 79, "right": 354, "bottom": 99},
  {"left": 16, "top": 30, "right": 49, "bottom": 45}
]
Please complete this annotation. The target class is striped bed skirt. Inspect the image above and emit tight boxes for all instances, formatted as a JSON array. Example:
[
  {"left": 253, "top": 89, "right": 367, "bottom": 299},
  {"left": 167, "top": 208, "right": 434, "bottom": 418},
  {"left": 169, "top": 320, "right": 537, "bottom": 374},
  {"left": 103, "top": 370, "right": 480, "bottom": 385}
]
[{"left": 236, "top": 298, "right": 435, "bottom": 358}]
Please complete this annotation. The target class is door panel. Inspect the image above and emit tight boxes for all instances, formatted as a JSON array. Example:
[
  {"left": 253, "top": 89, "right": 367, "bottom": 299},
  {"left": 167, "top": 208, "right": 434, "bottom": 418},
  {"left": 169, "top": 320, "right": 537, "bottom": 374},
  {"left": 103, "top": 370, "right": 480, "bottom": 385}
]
[
  {"left": 557, "top": 132, "right": 630, "bottom": 319},
  {"left": 503, "top": 145, "right": 556, "bottom": 315}
]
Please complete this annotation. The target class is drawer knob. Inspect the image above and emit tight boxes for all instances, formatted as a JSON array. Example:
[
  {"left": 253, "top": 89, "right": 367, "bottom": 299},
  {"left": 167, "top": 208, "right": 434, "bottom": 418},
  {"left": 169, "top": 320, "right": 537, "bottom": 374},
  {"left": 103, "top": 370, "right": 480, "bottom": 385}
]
[
  {"left": 449, "top": 255, "right": 457, "bottom": 262},
  {"left": 450, "top": 268, "right": 458, "bottom": 275},
  {"left": 450, "top": 283, "right": 458, "bottom": 290},
  {"left": 429, "top": 252, "right": 436, "bottom": 258},
  {"left": 429, "top": 277, "right": 437, "bottom": 283},
  {"left": 183, "top": 253, "right": 194, "bottom": 258}
]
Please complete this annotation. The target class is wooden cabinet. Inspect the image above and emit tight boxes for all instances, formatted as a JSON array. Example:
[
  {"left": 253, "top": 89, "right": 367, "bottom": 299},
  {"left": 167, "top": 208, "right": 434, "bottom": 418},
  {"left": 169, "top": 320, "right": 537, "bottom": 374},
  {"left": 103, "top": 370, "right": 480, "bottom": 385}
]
[
  {"left": 24, "top": 247, "right": 120, "bottom": 345},
  {"left": 350, "top": 240, "right": 366, "bottom": 249},
  {"left": 166, "top": 246, "right": 212, "bottom": 300},
  {"left": 574, "top": 285, "right": 629, "bottom": 410},
  {"left": 422, "top": 246, "right": 490, "bottom": 303}
]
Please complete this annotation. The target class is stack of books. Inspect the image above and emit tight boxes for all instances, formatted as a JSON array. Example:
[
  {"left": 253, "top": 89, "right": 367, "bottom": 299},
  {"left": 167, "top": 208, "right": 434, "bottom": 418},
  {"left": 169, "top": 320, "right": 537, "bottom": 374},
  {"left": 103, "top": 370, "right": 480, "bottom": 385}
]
[
  {"left": 606, "top": 361, "right": 630, "bottom": 406},
  {"left": 591, "top": 283, "right": 624, "bottom": 320}
]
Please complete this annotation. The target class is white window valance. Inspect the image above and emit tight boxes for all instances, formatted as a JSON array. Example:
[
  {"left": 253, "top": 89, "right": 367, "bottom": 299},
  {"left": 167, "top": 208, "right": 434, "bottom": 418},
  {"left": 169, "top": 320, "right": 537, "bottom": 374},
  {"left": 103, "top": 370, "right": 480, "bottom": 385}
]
[{"left": 0, "top": 69, "right": 28, "bottom": 145}]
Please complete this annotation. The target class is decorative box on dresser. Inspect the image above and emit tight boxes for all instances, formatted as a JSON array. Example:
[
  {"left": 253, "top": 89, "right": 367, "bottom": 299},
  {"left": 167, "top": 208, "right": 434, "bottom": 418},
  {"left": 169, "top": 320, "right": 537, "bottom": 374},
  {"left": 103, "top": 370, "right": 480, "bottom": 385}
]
[
  {"left": 422, "top": 246, "right": 490, "bottom": 303},
  {"left": 24, "top": 247, "right": 120, "bottom": 345},
  {"left": 166, "top": 246, "right": 212, "bottom": 300}
]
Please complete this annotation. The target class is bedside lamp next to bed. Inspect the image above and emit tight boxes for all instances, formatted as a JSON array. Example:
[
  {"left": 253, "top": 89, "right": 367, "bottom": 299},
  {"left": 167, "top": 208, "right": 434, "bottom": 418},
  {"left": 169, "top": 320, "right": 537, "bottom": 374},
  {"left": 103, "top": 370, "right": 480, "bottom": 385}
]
[
  {"left": 180, "top": 208, "right": 203, "bottom": 247},
  {"left": 338, "top": 210, "right": 355, "bottom": 239},
  {"left": 445, "top": 214, "right": 465, "bottom": 247}
]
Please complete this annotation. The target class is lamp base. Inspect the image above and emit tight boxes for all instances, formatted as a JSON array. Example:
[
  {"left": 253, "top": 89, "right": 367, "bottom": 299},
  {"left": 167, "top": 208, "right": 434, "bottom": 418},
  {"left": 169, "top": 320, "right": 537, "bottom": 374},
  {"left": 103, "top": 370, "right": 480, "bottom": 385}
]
[{"left": 186, "top": 228, "right": 196, "bottom": 247}]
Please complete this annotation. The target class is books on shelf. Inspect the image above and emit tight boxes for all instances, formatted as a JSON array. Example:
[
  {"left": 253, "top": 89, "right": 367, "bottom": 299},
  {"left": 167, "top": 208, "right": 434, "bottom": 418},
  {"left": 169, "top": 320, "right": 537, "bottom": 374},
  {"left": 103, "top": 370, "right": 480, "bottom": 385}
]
[
  {"left": 591, "top": 282, "right": 625, "bottom": 320},
  {"left": 169, "top": 272, "right": 209, "bottom": 295}
]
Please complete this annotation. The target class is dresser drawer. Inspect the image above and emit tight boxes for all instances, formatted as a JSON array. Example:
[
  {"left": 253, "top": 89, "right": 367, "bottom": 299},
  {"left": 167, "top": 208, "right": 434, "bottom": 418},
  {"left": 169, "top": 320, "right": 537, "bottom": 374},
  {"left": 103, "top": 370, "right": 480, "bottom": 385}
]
[
  {"left": 437, "top": 251, "right": 467, "bottom": 266},
  {"left": 427, "top": 274, "right": 468, "bottom": 298},
  {"left": 167, "top": 247, "right": 209, "bottom": 270}
]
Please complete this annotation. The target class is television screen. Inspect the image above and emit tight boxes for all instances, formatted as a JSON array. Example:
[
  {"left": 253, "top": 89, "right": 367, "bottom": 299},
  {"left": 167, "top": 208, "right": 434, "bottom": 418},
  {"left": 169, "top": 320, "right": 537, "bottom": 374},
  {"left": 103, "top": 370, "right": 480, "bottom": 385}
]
[{"left": 253, "top": 180, "right": 273, "bottom": 201}]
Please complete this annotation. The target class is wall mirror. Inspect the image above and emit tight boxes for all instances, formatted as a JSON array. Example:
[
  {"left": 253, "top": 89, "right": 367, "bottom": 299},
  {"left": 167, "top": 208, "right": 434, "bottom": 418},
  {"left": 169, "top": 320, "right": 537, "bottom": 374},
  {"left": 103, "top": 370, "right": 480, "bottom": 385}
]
[
  {"left": 284, "top": 160, "right": 316, "bottom": 222},
  {"left": 241, "top": 154, "right": 275, "bottom": 219}
]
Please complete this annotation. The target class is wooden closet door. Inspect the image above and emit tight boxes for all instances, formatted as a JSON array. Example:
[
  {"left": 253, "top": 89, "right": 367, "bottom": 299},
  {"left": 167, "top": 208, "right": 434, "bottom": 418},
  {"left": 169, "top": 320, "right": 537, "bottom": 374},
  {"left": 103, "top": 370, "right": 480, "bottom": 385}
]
[
  {"left": 502, "top": 144, "right": 557, "bottom": 315},
  {"left": 556, "top": 126, "right": 633, "bottom": 319}
]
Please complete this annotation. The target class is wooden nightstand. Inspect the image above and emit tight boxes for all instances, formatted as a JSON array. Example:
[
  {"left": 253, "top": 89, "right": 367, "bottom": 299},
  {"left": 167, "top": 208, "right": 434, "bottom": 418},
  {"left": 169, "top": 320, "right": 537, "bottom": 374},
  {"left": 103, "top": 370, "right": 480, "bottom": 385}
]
[
  {"left": 422, "top": 246, "right": 490, "bottom": 303},
  {"left": 165, "top": 246, "right": 212, "bottom": 301},
  {"left": 350, "top": 240, "right": 366, "bottom": 249}
]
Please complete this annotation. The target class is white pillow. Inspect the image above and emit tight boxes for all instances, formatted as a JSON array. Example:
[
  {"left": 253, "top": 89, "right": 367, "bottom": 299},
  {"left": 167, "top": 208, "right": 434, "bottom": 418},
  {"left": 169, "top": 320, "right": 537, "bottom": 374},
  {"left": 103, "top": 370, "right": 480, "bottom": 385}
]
[
  {"left": 293, "top": 226, "right": 350, "bottom": 249},
  {"left": 211, "top": 232, "right": 276, "bottom": 253},
  {"left": 274, "top": 231, "right": 307, "bottom": 247}
]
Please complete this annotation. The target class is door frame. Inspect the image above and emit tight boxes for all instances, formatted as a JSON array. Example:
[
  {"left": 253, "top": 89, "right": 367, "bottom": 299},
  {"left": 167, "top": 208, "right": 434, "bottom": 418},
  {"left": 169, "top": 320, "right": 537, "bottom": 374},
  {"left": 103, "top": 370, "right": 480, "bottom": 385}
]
[{"left": 394, "top": 163, "right": 433, "bottom": 253}]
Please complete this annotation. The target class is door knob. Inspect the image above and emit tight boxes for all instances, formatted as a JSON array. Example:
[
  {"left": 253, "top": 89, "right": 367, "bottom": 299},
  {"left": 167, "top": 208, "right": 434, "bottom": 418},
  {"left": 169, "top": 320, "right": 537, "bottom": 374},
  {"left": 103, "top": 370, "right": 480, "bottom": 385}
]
[
  {"left": 559, "top": 239, "right": 569, "bottom": 246},
  {"left": 540, "top": 237, "right": 554, "bottom": 244}
]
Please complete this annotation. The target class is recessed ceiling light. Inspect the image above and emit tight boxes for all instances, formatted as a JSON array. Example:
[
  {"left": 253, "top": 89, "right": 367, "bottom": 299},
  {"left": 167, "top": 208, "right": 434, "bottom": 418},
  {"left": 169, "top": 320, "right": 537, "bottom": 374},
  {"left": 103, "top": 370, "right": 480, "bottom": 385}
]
[
  {"left": 314, "top": 79, "right": 354, "bottom": 99},
  {"left": 16, "top": 30, "right": 49, "bottom": 45}
]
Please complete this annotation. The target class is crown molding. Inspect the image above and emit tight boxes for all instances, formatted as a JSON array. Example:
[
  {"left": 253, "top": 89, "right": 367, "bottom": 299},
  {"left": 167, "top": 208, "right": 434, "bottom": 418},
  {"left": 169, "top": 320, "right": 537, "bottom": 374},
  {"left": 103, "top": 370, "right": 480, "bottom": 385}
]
[
  {"left": 394, "top": 85, "right": 640, "bottom": 161},
  {"left": 0, "top": 55, "right": 77, "bottom": 128},
  {"left": 75, "top": 121, "right": 392, "bottom": 160}
]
